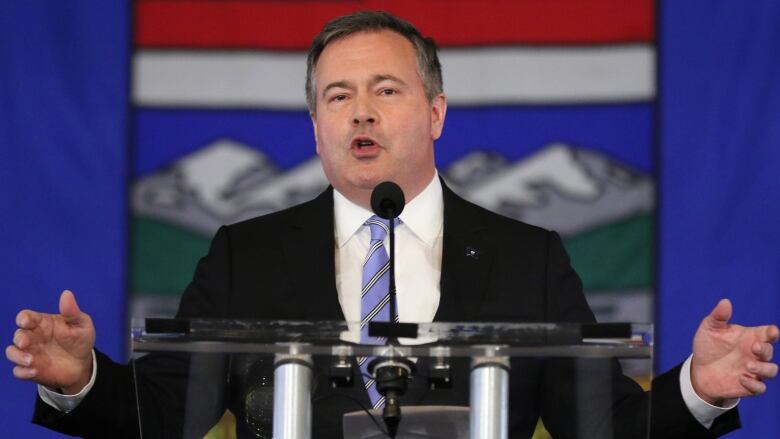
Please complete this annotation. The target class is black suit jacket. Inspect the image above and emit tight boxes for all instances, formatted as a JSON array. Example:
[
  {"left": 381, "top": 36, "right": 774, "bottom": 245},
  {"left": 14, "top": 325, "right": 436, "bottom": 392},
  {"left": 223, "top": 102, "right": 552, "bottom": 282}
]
[{"left": 33, "top": 184, "right": 740, "bottom": 438}]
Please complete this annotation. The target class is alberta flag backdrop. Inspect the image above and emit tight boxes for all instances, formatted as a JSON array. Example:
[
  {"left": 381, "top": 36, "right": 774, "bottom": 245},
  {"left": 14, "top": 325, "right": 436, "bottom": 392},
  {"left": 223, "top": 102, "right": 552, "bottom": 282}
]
[{"left": 1, "top": 1, "right": 778, "bottom": 437}]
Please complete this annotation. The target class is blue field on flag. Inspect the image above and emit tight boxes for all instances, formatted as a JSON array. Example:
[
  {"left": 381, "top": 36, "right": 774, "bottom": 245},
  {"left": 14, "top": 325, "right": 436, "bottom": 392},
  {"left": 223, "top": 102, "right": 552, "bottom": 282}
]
[{"left": 134, "top": 104, "right": 654, "bottom": 176}]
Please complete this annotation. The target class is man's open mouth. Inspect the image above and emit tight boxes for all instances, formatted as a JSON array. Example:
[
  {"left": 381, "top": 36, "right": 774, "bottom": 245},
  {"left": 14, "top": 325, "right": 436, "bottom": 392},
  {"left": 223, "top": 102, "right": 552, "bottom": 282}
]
[{"left": 353, "top": 137, "right": 378, "bottom": 149}]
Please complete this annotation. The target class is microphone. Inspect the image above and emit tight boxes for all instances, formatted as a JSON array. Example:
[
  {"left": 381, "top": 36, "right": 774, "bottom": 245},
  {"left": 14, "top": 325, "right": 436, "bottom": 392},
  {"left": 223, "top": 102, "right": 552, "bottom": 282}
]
[
  {"left": 369, "top": 181, "right": 417, "bottom": 340},
  {"left": 368, "top": 181, "right": 415, "bottom": 438},
  {"left": 370, "top": 181, "right": 404, "bottom": 334},
  {"left": 371, "top": 181, "right": 405, "bottom": 219}
]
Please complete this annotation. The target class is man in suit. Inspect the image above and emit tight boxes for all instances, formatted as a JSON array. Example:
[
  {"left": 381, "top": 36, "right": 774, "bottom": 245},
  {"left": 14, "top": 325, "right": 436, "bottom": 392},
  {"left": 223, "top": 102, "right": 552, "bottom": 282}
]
[{"left": 7, "top": 11, "right": 778, "bottom": 438}]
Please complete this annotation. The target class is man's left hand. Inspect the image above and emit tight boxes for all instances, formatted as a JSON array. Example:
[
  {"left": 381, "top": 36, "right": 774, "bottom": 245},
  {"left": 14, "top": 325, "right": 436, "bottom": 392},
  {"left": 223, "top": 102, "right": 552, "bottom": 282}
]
[{"left": 691, "top": 299, "right": 779, "bottom": 405}]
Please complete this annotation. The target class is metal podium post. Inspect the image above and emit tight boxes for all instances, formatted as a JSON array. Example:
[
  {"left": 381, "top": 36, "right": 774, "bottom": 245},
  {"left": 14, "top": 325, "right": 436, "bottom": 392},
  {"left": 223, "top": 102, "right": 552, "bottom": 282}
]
[
  {"left": 470, "top": 353, "right": 510, "bottom": 439},
  {"left": 273, "top": 351, "right": 313, "bottom": 439}
]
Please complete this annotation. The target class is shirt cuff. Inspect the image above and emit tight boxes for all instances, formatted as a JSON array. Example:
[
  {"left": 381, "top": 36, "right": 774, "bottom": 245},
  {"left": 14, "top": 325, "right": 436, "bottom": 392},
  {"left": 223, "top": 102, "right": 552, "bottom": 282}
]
[
  {"left": 37, "top": 350, "right": 97, "bottom": 413},
  {"left": 679, "top": 354, "right": 739, "bottom": 428}
]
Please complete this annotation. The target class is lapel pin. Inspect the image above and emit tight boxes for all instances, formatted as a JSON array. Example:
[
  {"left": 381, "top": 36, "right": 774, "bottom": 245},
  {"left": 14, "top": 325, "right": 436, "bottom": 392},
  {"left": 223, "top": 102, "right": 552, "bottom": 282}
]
[{"left": 465, "top": 246, "right": 480, "bottom": 260}]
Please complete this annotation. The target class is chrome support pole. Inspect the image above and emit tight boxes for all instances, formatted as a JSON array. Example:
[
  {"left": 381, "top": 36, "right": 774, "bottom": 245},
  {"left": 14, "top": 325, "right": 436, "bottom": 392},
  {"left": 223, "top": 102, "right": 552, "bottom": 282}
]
[
  {"left": 273, "top": 351, "right": 313, "bottom": 439},
  {"left": 470, "top": 354, "right": 510, "bottom": 439}
]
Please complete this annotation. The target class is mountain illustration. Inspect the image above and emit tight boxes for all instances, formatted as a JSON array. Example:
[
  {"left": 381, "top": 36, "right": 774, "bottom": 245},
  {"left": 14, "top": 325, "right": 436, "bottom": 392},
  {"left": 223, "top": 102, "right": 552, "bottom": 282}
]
[
  {"left": 133, "top": 140, "right": 653, "bottom": 237},
  {"left": 445, "top": 144, "right": 654, "bottom": 236},
  {"left": 133, "top": 139, "right": 328, "bottom": 234}
]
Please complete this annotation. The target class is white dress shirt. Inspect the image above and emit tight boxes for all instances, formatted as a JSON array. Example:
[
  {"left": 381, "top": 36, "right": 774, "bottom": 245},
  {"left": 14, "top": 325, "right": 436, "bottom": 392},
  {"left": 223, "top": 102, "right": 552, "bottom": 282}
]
[
  {"left": 334, "top": 173, "right": 443, "bottom": 344},
  {"left": 40, "top": 172, "right": 735, "bottom": 428}
]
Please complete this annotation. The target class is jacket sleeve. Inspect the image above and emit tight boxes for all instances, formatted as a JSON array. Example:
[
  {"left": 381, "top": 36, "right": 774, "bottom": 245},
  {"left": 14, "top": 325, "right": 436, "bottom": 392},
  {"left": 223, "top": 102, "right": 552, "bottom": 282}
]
[
  {"left": 538, "top": 231, "right": 740, "bottom": 438},
  {"left": 32, "top": 227, "right": 234, "bottom": 438}
]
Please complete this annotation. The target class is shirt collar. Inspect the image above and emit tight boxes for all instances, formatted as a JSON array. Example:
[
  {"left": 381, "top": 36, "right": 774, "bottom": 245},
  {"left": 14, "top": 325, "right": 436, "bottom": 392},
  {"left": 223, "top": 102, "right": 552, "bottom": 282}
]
[{"left": 333, "top": 172, "right": 443, "bottom": 248}]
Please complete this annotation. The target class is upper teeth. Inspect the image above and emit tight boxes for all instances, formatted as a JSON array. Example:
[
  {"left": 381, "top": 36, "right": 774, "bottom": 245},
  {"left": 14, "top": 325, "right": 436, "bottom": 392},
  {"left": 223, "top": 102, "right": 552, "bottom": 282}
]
[{"left": 357, "top": 140, "right": 373, "bottom": 147}]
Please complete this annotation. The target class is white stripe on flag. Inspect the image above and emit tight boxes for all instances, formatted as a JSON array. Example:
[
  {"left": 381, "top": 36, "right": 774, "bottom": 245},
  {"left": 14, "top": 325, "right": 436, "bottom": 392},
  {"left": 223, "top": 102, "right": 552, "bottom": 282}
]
[
  {"left": 441, "top": 45, "right": 655, "bottom": 104},
  {"left": 133, "top": 51, "right": 306, "bottom": 108},
  {"left": 133, "top": 45, "right": 655, "bottom": 108}
]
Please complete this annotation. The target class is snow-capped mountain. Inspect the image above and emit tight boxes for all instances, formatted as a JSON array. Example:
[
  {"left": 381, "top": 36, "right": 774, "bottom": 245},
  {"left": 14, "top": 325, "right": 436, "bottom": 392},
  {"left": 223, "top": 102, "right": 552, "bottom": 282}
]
[
  {"left": 446, "top": 144, "right": 654, "bottom": 235},
  {"left": 133, "top": 140, "right": 653, "bottom": 236}
]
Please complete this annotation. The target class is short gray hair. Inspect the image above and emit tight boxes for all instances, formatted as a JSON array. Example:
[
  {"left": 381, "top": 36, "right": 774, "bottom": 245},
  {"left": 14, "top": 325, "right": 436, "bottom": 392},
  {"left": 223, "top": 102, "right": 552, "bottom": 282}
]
[{"left": 305, "top": 11, "right": 443, "bottom": 112}]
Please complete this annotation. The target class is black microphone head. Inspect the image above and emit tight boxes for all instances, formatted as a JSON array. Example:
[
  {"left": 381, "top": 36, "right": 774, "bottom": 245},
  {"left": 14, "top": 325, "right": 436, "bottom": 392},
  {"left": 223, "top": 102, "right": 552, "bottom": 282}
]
[{"left": 371, "top": 181, "right": 405, "bottom": 219}]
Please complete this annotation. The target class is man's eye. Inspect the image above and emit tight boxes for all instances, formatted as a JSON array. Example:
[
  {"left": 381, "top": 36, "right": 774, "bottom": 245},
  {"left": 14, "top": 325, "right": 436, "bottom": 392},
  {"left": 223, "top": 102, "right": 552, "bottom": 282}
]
[
  {"left": 381, "top": 89, "right": 396, "bottom": 96},
  {"left": 330, "top": 94, "right": 347, "bottom": 102}
]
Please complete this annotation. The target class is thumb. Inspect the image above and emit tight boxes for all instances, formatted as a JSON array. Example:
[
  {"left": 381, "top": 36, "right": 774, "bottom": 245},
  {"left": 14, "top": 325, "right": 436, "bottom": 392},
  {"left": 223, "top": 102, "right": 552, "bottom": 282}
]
[
  {"left": 59, "top": 290, "right": 84, "bottom": 324},
  {"left": 705, "top": 298, "right": 732, "bottom": 330}
]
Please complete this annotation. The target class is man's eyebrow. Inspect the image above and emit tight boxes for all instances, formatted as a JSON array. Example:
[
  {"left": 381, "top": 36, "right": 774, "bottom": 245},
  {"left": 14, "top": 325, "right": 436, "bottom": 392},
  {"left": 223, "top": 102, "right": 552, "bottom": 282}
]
[
  {"left": 320, "top": 75, "right": 408, "bottom": 98},
  {"left": 321, "top": 80, "right": 353, "bottom": 97},
  {"left": 371, "top": 74, "right": 407, "bottom": 87}
]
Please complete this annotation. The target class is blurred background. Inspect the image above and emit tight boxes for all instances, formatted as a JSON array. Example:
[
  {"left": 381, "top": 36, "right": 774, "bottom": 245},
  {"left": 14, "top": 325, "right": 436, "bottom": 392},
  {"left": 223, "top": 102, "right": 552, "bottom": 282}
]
[{"left": 1, "top": 1, "right": 778, "bottom": 437}]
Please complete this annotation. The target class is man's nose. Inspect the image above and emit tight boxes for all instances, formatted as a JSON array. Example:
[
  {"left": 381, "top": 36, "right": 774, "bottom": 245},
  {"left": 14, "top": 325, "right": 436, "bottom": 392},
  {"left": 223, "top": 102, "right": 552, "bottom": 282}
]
[{"left": 351, "top": 96, "right": 377, "bottom": 125}]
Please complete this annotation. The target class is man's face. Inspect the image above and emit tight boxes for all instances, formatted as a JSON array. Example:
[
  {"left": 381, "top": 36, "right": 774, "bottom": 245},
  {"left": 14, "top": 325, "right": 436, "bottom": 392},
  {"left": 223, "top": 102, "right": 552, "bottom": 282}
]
[{"left": 311, "top": 30, "right": 446, "bottom": 207}]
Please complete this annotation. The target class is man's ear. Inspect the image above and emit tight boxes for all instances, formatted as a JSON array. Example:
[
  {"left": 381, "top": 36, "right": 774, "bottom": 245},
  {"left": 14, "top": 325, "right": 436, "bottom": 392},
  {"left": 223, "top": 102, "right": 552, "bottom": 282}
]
[
  {"left": 310, "top": 111, "right": 320, "bottom": 155},
  {"left": 430, "top": 93, "right": 447, "bottom": 141}
]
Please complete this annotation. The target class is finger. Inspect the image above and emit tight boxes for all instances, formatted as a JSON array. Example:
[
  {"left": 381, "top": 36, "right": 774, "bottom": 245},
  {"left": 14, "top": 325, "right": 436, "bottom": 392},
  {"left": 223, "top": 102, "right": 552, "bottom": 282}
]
[
  {"left": 748, "top": 361, "right": 778, "bottom": 380},
  {"left": 752, "top": 341, "right": 773, "bottom": 362},
  {"left": 5, "top": 345, "right": 33, "bottom": 367},
  {"left": 705, "top": 298, "right": 732, "bottom": 330},
  {"left": 739, "top": 375, "right": 767, "bottom": 395},
  {"left": 764, "top": 325, "right": 779, "bottom": 343},
  {"left": 15, "top": 310, "right": 43, "bottom": 329},
  {"left": 59, "top": 290, "right": 83, "bottom": 325},
  {"left": 12, "top": 365, "right": 37, "bottom": 380},
  {"left": 13, "top": 328, "right": 28, "bottom": 349}
]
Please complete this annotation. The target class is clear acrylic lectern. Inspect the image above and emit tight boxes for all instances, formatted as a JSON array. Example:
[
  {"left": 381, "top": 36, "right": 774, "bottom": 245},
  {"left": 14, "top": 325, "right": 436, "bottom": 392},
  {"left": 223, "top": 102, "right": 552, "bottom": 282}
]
[{"left": 131, "top": 319, "right": 653, "bottom": 439}]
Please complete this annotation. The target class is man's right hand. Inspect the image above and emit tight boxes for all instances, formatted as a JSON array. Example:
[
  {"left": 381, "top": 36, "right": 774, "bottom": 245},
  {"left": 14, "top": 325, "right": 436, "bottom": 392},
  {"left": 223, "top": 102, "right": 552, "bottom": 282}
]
[{"left": 6, "top": 290, "right": 95, "bottom": 395}]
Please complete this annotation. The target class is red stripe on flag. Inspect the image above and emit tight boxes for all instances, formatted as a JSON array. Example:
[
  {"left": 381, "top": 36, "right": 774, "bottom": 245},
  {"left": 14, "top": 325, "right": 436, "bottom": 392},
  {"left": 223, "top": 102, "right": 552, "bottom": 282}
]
[{"left": 135, "top": 0, "right": 655, "bottom": 49}]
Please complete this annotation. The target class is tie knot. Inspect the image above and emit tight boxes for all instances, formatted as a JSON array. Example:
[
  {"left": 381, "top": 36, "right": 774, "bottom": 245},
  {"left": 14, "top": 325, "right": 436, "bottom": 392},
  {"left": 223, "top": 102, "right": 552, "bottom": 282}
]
[{"left": 364, "top": 215, "right": 399, "bottom": 241}]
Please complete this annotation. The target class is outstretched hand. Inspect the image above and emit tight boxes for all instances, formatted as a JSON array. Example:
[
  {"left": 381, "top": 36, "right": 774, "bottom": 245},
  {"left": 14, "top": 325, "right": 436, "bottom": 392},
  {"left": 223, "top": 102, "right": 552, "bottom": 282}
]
[
  {"left": 691, "top": 299, "right": 779, "bottom": 405},
  {"left": 6, "top": 290, "right": 95, "bottom": 395}
]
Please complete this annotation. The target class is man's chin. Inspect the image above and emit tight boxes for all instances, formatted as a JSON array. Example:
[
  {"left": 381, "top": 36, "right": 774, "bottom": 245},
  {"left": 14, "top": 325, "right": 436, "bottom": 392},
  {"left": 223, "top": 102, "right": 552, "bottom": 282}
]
[{"left": 350, "top": 174, "right": 389, "bottom": 191}]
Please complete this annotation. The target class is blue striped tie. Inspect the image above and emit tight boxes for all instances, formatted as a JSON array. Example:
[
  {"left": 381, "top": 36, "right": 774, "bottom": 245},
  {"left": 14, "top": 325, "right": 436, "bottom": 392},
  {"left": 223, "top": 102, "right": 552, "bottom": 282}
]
[{"left": 358, "top": 215, "right": 399, "bottom": 409}]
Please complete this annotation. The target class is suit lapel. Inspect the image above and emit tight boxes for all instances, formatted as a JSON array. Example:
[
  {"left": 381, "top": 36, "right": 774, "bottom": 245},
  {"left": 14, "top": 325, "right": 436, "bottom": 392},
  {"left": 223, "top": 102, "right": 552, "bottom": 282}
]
[
  {"left": 435, "top": 182, "right": 494, "bottom": 322},
  {"left": 281, "top": 187, "right": 345, "bottom": 321},
  {"left": 279, "top": 183, "right": 493, "bottom": 322}
]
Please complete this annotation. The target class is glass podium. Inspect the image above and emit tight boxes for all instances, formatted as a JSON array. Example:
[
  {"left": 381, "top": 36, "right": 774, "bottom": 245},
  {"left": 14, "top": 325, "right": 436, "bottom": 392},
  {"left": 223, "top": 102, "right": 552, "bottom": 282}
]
[{"left": 131, "top": 319, "right": 653, "bottom": 439}]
